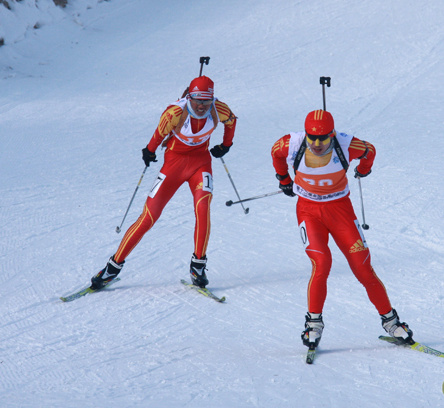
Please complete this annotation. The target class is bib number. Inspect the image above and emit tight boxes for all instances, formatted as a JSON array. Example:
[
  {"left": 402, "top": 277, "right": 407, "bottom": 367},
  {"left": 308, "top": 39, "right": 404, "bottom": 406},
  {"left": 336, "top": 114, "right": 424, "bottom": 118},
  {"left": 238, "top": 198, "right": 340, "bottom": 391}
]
[
  {"left": 149, "top": 172, "right": 166, "bottom": 198},
  {"left": 202, "top": 172, "right": 213, "bottom": 193},
  {"left": 299, "top": 220, "right": 310, "bottom": 249}
]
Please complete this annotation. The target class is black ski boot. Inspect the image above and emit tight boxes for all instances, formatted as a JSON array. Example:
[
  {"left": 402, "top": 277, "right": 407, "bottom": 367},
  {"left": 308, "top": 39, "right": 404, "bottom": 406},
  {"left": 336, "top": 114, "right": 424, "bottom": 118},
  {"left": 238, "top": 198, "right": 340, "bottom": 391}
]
[
  {"left": 91, "top": 256, "right": 124, "bottom": 290},
  {"left": 190, "top": 253, "right": 209, "bottom": 288},
  {"left": 301, "top": 312, "right": 324, "bottom": 348},
  {"left": 381, "top": 309, "right": 413, "bottom": 343}
]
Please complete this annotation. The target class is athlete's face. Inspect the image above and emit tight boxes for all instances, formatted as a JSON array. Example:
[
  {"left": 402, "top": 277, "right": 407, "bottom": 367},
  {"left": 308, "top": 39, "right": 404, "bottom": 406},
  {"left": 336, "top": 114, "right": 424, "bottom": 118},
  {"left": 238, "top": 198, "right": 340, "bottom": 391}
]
[
  {"left": 306, "top": 134, "right": 332, "bottom": 156},
  {"left": 190, "top": 98, "right": 213, "bottom": 116}
]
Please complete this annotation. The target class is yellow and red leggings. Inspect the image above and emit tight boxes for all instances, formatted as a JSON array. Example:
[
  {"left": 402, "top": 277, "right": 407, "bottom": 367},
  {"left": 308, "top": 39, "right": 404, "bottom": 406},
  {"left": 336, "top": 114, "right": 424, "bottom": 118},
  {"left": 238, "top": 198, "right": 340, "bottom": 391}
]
[
  {"left": 297, "top": 196, "right": 392, "bottom": 315},
  {"left": 114, "top": 150, "right": 213, "bottom": 263}
]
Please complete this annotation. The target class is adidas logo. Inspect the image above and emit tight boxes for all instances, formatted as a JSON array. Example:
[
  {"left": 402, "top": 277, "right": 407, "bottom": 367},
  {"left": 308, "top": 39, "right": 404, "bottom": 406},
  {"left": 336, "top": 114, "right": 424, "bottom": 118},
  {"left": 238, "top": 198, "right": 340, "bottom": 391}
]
[
  {"left": 349, "top": 239, "right": 367, "bottom": 253},
  {"left": 191, "top": 86, "right": 213, "bottom": 92}
]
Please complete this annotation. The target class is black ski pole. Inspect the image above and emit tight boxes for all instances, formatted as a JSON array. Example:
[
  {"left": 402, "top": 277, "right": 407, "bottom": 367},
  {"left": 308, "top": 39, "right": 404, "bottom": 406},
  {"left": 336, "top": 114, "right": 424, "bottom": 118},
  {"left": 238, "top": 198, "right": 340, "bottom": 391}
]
[
  {"left": 116, "top": 166, "right": 147, "bottom": 233},
  {"left": 357, "top": 178, "right": 370, "bottom": 230},
  {"left": 220, "top": 157, "right": 249, "bottom": 214},
  {"left": 319, "top": 76, "right": 331, "bottom": 110},
  {"left": 226, "top": 190, "right": 283, "bottom": 207}
]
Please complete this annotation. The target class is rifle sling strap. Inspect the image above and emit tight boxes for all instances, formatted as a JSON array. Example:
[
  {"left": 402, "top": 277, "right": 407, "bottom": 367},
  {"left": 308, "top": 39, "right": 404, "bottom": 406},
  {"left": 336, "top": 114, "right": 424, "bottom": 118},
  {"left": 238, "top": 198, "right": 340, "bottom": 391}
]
[{"left": 293, "top": 136, "right": 349, "bottom": 173}]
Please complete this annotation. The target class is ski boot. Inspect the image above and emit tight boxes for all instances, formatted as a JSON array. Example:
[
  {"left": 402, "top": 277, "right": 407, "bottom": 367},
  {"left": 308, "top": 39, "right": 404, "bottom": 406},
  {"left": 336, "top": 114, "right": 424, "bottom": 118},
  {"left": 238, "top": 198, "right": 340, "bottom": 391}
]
[
  {"left": 301, "top": 312, "right": 324, "bottom": 348},
  {"left": 91, "top": 256, "right": 124, "bottom": 290},
  {"left": 381, "top": 309, "right": 413, "bottom": 343},
  {"left": 190, "top": 253, "right": 209, "bottom": 288}
]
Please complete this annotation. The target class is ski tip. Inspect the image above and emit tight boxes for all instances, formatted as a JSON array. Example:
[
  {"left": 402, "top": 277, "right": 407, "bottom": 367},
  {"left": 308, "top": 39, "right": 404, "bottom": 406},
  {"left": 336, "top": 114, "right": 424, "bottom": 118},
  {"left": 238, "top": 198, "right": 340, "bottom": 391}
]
[
  {"left": 306, "top": 346, "right": 316, "bottom": 364},
  {"left": 60, "top": 277, "right": 121, "bottom": 303},
  {"left": 306, "top": 352, "right": 316, "bottom": 364},
  {"left": 181, "top": 279, "right": 226, "bottom": 303}
]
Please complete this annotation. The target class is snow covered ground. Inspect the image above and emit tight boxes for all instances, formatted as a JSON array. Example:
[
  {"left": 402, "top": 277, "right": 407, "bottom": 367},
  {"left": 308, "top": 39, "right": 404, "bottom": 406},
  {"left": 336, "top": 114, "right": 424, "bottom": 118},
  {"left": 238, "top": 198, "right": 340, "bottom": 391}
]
[{"left": 1, "top": 0, "right": 443, "bottom": 407}]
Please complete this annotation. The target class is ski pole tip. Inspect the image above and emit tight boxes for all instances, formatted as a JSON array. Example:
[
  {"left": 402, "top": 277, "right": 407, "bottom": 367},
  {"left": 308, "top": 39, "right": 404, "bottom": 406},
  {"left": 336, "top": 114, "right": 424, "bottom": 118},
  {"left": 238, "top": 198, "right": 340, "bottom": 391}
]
[
  {"left": 115, "top": 226, "right": 121, "bottom": 233},
  {"left": 226, "top": 200, "right": 233, "bottom": 206}
]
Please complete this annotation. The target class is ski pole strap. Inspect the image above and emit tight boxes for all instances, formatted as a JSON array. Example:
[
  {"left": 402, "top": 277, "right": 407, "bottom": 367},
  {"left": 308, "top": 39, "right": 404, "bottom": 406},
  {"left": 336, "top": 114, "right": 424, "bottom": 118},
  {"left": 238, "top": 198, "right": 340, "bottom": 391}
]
[{"left": 293, "top": 137, "right": 349, "bottom": 173}]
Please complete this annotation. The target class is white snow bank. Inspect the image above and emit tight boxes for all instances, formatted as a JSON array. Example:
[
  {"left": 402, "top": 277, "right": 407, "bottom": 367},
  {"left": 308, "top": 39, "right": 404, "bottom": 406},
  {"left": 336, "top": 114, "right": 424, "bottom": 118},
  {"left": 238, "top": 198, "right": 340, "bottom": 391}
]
[{"left": 0, "top": 0, "right": 108, "bottom": 45}]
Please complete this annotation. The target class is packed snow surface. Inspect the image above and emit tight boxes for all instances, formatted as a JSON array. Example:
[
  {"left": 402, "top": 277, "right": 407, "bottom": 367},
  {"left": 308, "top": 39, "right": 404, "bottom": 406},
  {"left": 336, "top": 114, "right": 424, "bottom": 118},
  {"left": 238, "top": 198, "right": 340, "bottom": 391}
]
[{"left": 1, "top": 1, "right": 443, "bottom": 407}]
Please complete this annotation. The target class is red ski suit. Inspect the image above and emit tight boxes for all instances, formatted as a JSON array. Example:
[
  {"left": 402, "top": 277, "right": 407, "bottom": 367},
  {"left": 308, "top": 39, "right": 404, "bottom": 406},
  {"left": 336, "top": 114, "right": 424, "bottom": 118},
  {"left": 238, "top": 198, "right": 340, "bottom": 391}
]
[
  {"left": 114, "top": 98, "right": 236, "bottom": 263},
  {"left": 271, "top": 132, "right": 392, "bottom": 315}
]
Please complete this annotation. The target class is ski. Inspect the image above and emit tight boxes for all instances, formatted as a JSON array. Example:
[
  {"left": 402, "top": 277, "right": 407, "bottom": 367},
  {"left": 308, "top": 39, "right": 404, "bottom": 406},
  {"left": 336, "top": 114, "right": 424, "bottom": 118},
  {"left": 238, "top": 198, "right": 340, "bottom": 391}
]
[
  {"left": 306, "top": 345, "right": 316, "bottom": 364},
  {"left": 180, "top": 279, "right": 226, "bottom": 303},
  {"left": 379, "top": 335, "right": 444, "bottom": 358},
  {"left": 60, "top": 278, "right": 121, "bottom": 302}
]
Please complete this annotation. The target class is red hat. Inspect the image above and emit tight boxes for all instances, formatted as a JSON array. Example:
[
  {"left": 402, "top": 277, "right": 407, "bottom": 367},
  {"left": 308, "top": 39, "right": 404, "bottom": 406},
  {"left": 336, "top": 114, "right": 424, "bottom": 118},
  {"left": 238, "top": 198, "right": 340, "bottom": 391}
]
[
  {"left": 305, "top": 110, "right": 334, "bottom": 135},
  {"left": 188, "top": 76, "right": 214, "bottom": 100}
]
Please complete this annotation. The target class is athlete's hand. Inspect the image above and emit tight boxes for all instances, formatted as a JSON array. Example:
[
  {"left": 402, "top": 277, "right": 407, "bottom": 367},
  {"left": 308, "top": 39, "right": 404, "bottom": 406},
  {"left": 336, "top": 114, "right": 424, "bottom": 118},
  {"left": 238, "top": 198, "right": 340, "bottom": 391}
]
[
  {"left": 142, "top": 147, "right": 157, "bottom": 167},
  {"left": 354, "top": 166, "right": 371, "bottom": 178},
  {"left": 280, "top": 182, "right": 296, "bottom": 197},
  {"left": 276, "top": 173, "right": 296, "bottom": 197},
  {"left": 210, "top": 144, "right": 230, "bottom": 158}
]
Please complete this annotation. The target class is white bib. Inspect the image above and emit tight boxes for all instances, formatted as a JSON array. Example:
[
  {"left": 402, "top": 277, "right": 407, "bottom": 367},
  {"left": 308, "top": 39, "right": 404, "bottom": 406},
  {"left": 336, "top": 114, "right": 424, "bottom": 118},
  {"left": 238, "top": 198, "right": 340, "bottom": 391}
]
[
  {"left": 287, "top": 132, "right": 353, "bottom": 202},
  {"left": 171, "top": 98, "right": 218, "bottom": 147}
]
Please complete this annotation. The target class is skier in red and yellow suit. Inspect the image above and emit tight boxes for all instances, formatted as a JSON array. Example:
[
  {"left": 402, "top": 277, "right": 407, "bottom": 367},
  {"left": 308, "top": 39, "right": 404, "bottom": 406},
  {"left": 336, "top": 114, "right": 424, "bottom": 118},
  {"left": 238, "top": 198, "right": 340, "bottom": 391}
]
[
  {"left": 271, "top": 110, "right": 413, "bottom": 348},
  {"left": 92, "top": 76, "right": 236, "bottom": 289}
]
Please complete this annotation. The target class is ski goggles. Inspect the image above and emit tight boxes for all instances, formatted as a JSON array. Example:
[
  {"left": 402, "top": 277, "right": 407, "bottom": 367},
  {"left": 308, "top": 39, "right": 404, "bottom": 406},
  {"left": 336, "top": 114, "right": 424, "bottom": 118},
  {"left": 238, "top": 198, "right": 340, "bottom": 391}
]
[
  {"left": 190, "top": 97, "right": 214, "bottom": 106},
  {"left": 306, "top": 131, "right": 334, "bottom": 145}
]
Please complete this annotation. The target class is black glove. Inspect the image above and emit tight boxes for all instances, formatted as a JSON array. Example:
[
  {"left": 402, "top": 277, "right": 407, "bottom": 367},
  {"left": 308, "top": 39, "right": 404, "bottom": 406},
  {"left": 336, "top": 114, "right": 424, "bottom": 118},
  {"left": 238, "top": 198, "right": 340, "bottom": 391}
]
[
  {"left": 279, "top": 181, "right": 296, "bottom": 197},
  {"left": 276, "top": 173, "right": 296, "bottom": 197},
  {"left": 354, "top": 166, "right": 371, "bottom": 178},
  {"left": 210, "top": 144, "right": 230, "bottom": 158},
  {"left": 142, "top": 147, "right": 157, "bottom": 167}
]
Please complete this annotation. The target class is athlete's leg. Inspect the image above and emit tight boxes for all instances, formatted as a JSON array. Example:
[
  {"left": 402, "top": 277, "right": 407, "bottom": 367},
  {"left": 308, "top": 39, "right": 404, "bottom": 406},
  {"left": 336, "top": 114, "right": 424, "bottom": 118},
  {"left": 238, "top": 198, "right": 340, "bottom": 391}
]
[
  {"left": 327, "top": 198, "right": 392, "bottom": 315},
  {"left": 297, "top": 199, "right": 332, "bottom": 314},
  {"left": 188, "top": 166, "right": 213, "bottom": 259},
  {"left": 114, "top": 157, "right": 185, "bottom": 263}
]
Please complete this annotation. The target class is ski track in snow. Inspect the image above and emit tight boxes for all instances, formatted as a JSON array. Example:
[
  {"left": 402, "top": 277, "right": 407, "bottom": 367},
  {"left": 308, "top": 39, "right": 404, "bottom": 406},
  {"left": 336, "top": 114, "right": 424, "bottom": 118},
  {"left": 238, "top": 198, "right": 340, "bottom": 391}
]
[{"left": 1, "top": 1, "right": 444, "bottom": 407}]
